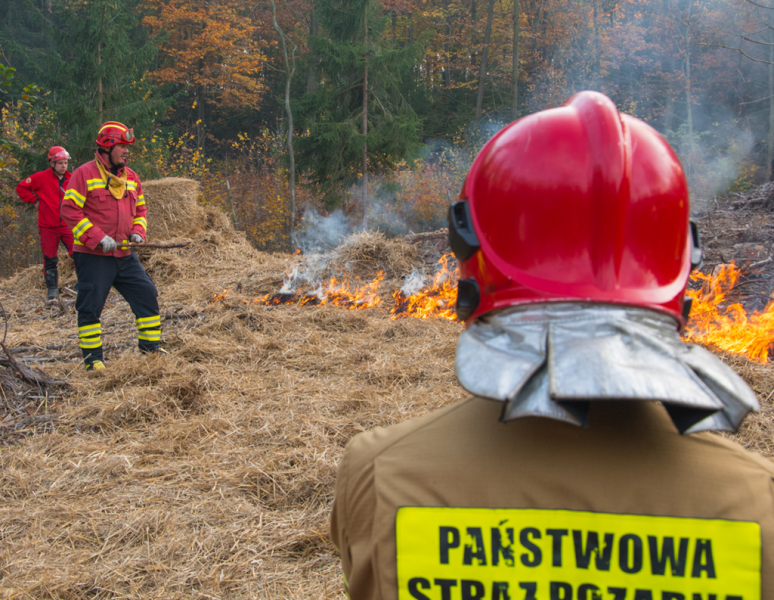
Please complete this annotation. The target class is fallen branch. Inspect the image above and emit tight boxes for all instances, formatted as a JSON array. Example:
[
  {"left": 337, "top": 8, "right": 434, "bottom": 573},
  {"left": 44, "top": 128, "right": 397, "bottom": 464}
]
[
  {"left": 0, "top": 299, "right": 67, "bottom": 388},
  {"left": 122, "top": 242, "right": 192, "bottom": 250},
  {"left": 8, "top": 343, "right": 70, "bottom": 353}
]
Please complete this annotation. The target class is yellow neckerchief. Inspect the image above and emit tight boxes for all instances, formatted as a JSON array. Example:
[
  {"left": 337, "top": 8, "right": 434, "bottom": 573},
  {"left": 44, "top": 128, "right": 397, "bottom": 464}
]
[{"left": 95, "top": 153, "right": 127, "bottom": 200}]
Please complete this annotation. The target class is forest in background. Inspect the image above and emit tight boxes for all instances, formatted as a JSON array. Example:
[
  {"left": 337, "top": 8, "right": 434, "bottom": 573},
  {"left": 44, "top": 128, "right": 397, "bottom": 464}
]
[{"left": 0, "top": 0, "right": 772, "bottom": 276}]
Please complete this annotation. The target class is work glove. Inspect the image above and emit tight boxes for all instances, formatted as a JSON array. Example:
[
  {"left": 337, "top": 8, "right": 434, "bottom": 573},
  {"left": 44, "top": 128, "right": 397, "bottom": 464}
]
[
  {"left": 100, "top": 235, "right": 117, "bottom": 253},
  {"left": 130, "top": 233, "right": 144, "bottom": 243}
]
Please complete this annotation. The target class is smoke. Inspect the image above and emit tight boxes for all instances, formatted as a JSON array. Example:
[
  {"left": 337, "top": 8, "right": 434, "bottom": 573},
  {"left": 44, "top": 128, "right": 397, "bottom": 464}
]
[
  {"left": 663, "top": 105, "right": 756, "bottom": 214},
  {"left": 295, "top": 209, "right": 353, "bottom": 254},
  {"left": 400, "top": 268, "right": 427, "bottom": 296},
  {"left": 279, "top": 253, "right": 330, "bottom": 294}
]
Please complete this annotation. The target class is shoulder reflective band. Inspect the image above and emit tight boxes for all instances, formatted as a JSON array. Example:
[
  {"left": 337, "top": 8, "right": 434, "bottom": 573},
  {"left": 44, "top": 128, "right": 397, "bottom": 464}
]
[{"left": 396, "top": 507, "right": 760, "bottom": 600}]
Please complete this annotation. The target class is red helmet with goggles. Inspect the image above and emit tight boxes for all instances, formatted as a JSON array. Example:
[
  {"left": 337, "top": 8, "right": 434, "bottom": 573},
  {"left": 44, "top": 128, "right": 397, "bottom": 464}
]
[
  {"left": 96, "top": 121, "right": 135, "bottom": 148},
  {"left": 450, "top": 91, "right": 701, "bottom": 327},
  {"left": 48, "top": 146, "right": 70, "bottom": 162}
]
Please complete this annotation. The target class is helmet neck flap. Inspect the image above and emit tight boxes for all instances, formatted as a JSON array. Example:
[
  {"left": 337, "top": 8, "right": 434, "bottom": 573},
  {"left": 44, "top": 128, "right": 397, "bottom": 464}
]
[{"left": 455, "top": 303, "right": 759, "bottom": 434}]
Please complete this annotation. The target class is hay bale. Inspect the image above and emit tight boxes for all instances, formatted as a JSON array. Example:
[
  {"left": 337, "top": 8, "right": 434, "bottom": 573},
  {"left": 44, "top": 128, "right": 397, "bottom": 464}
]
[
  {"left": 325, "top": 231, "right": 418, "bottom": 280},
  {"left": 142, "top": 178, "right": 211, "bottom": 241}
]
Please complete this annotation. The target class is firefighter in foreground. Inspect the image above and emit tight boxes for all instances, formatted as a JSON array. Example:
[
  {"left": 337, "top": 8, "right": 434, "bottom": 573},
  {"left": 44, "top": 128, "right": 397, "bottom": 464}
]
[
  {"left": 16, "top": 146, "right": 74, "bottom": 301},
  {"left": 61, "top": 121, "right": 163, "bottom": 371},
  {"left": 331, "top": 91, "right": 772, "bottom": 598}
]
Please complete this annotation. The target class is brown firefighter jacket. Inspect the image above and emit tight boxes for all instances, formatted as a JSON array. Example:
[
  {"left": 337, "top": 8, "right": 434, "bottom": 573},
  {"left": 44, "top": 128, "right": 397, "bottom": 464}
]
[{"left": 331, "top": 398, "right": 774, "bottom": 600}]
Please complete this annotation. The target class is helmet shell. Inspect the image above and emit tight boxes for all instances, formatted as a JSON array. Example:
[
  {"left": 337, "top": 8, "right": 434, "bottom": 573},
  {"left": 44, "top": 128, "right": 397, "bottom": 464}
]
[
  {"left": 48, "top": 146, "right": 71, "bottom": 162},
  {"left": 96, "top": 121, "right": 135, "bottom": 147},
  {"left": 458, "top": 91, "right": 691, "bottom": 325}
]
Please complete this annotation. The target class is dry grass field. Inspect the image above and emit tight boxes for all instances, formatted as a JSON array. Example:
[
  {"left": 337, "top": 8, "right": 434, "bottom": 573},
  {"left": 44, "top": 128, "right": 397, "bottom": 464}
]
[{"left": 0, "top": 179, "right": 772, "bottom": 599}]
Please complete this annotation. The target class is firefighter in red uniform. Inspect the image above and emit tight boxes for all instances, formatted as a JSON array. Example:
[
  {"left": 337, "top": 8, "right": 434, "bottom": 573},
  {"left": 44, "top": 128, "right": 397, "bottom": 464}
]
[
  {"left": 331, "top": 92, "right": 772, "bottom": 598},
  {"left": 61, "top": 121, "right": 163, "bottom": 371},
  {"left": 16, "top": 146, "right": 74, "bottom": 301}
]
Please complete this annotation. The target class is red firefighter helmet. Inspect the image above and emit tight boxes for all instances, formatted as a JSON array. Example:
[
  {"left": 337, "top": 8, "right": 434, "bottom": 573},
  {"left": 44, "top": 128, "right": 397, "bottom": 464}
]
[
  {"left": 96, "top": 121, "right": 135, "bottom": 147},
  {"left": 450, "top": 91, "right": 701, "bottom": 327},
  {"left": 48, "top": 146, "right": 70, "bottom": 162}
]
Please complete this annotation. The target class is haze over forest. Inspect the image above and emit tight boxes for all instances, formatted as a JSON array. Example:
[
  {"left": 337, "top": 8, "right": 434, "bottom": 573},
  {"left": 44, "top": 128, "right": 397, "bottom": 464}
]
[{"left": 0, "top": 0, "right": 772, "bottom": 272}]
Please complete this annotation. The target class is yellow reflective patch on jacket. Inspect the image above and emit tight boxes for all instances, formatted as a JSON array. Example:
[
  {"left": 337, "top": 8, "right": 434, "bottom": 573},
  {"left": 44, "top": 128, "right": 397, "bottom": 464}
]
[
  {"left": 72, "top": 218, "right": 93, "bottom": 239},
  {"left": 395, "top": 507, "right": 760, "bottom": 600},
  {"left": 65, "top": 189, "right": 86, "bottom": 207}
]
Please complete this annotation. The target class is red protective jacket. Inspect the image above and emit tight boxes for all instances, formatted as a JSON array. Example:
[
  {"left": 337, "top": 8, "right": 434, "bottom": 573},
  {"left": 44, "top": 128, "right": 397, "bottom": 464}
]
[
  {"left": 60, "top": 155, "right": 147, "bottom": 258},
  {"left": 16, "top": 168, "right": 72, "bottom": 228}
]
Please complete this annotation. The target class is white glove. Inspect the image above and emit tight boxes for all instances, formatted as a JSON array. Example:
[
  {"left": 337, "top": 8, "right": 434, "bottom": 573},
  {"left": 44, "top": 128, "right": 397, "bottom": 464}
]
[
  {"left": 100, "top": 235, "right": 117, "bottom": 253},
  {"left": 130, "top": 233, "right": 144, "bottom": 243}
]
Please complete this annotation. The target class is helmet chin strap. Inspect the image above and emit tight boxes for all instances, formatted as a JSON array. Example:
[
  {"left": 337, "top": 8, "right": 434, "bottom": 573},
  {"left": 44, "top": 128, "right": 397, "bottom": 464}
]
[{"left": 98, "top": 147, "right": 123, "bottom": 172}]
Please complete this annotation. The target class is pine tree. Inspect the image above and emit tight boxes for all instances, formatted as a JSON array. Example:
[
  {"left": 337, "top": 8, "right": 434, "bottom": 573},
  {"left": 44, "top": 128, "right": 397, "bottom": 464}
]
[
  {"left": 1, "top": 0, "right": 169, "bottom": 165},
  {"left": 47, "top": 0, "right": 168, "bottom": 162},
  {"left": 296, "top": 0, "right": 423, "bottom": 215}
]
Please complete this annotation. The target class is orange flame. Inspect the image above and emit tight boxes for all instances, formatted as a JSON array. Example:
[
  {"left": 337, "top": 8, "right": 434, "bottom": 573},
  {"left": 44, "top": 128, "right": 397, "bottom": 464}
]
[
  {"left": 212, "top": 255, "right": 460, "bottom": 320},
  {"left": 390, "top": 255, "right": 458, "bottom": 320},
  {"left": 251, "top": 272, "right": 385, "bottom": 310},
  {"left": 213, "top": 257, "right": 774, "bottom": 359},
  {"left": 684, "top": 262, "right": 774, "bottom": 362}
]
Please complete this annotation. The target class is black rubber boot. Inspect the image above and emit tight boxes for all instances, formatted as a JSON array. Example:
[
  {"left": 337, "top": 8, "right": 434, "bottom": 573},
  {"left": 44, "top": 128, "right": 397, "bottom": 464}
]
[{"left": 44, "top": 269, "right": 59, "bottom": 301}]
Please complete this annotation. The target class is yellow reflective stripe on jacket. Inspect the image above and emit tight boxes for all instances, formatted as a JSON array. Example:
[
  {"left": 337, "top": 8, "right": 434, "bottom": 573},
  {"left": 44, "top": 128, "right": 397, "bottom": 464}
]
[
  {"left": 86, "top": 178, "right": 106, "bottom": 191},
  {"left": 72, "top": 218, "right": 93, "bottom": 239},
  {"left": 133, "top": 217, "right": 147, "bottom": 229},
  {"left": 65, "top": 188, "right": 86, "bottom": 208},
  {"left": 136, "top": 316, "right": 161, "bottom": 341},
  {"left": 127, "top": 181, "right": 138, "bottom": 191},
  {"left": 135, "top": 194, "right": 145, "bottom": 207},
  {"left": 78, "top": 323, "right": 102, "bottom": 349},
  {"left": 395, "top": 507, "right": 761, "bottom": 600}
]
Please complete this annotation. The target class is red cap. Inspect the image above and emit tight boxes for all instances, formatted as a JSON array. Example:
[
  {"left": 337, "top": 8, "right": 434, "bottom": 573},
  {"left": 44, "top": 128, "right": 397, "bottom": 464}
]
[
  {"left": 452, "top": 91, "right": 695, "bottom": 326},
  {"left": 48, "top": 146, "right": 70, "bottom": 162},
  {"left": 96, "top": 121, "right": 135, "bottom": 147}
]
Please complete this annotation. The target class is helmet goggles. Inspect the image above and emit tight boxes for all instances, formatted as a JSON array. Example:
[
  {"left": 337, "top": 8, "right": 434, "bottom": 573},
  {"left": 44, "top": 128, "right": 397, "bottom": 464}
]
[{"left": 96, "top": 121, "right": 135, "bottom": 147}]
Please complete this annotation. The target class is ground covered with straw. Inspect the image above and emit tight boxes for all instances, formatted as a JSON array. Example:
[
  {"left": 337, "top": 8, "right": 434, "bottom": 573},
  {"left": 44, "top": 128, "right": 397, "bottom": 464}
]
[{"left": 1, "top": 179, "right": 773, "bottom": 599}]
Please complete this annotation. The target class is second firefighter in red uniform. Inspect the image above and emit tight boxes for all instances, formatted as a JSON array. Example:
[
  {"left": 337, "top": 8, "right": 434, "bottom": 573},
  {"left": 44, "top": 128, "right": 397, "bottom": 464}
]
[
  {"left": 16, "top": 146, "right": 74, "bottom": 301},
  {"left": 61, "top": 121, "right": 164, "bottom": 371}
]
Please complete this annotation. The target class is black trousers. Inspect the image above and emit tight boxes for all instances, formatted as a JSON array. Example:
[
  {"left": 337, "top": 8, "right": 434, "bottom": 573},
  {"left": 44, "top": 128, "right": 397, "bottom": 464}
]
[{"left": 73, "top": 252, "right": 160, "bottom": 364}]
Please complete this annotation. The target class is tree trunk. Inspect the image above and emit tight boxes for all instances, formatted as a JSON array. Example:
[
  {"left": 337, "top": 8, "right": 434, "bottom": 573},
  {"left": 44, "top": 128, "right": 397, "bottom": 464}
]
[
  {"left": 271, "top": 0, "right": 298, "bottom": 249},
  {"left": 591, "top": 0, "right": 601, "bottom": 89},
  {"left": 683, "top": 2, "right": 694, "bottom": 175},
  {"left": 444, "top": 0, "right": 452, "bottom": 87},
  {"left": 475, "top": 0, "right": 496, "bottom": 119},
  {"left": 362, "top": 12, "right": 369, "bottom": 229},
  {"left": 97, "top": 0, "right": 105, "bottom": 120},
  {"left": 408, "top": 12, "right": 414, "bottom": 45},
  {"left": 769, "top": 28, "right": 774, "bottom": 180},
  {"left": 197, "top": 86, "right": 205, "bottom": 152},
  {"left": 512, "top": 0, "right": 519, "bottom": 120},
  {"left": 97, "top": 40, "right": 103, "bottom": 120},
  {"left": 305, "top": 9, "right": 319, "bottom": 95}
]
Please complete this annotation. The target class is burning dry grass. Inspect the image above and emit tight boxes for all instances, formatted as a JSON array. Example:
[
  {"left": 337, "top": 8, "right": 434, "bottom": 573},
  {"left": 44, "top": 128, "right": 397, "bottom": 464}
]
[{"left": 1, "top": 181, "right": 774, "bottom": 598}]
